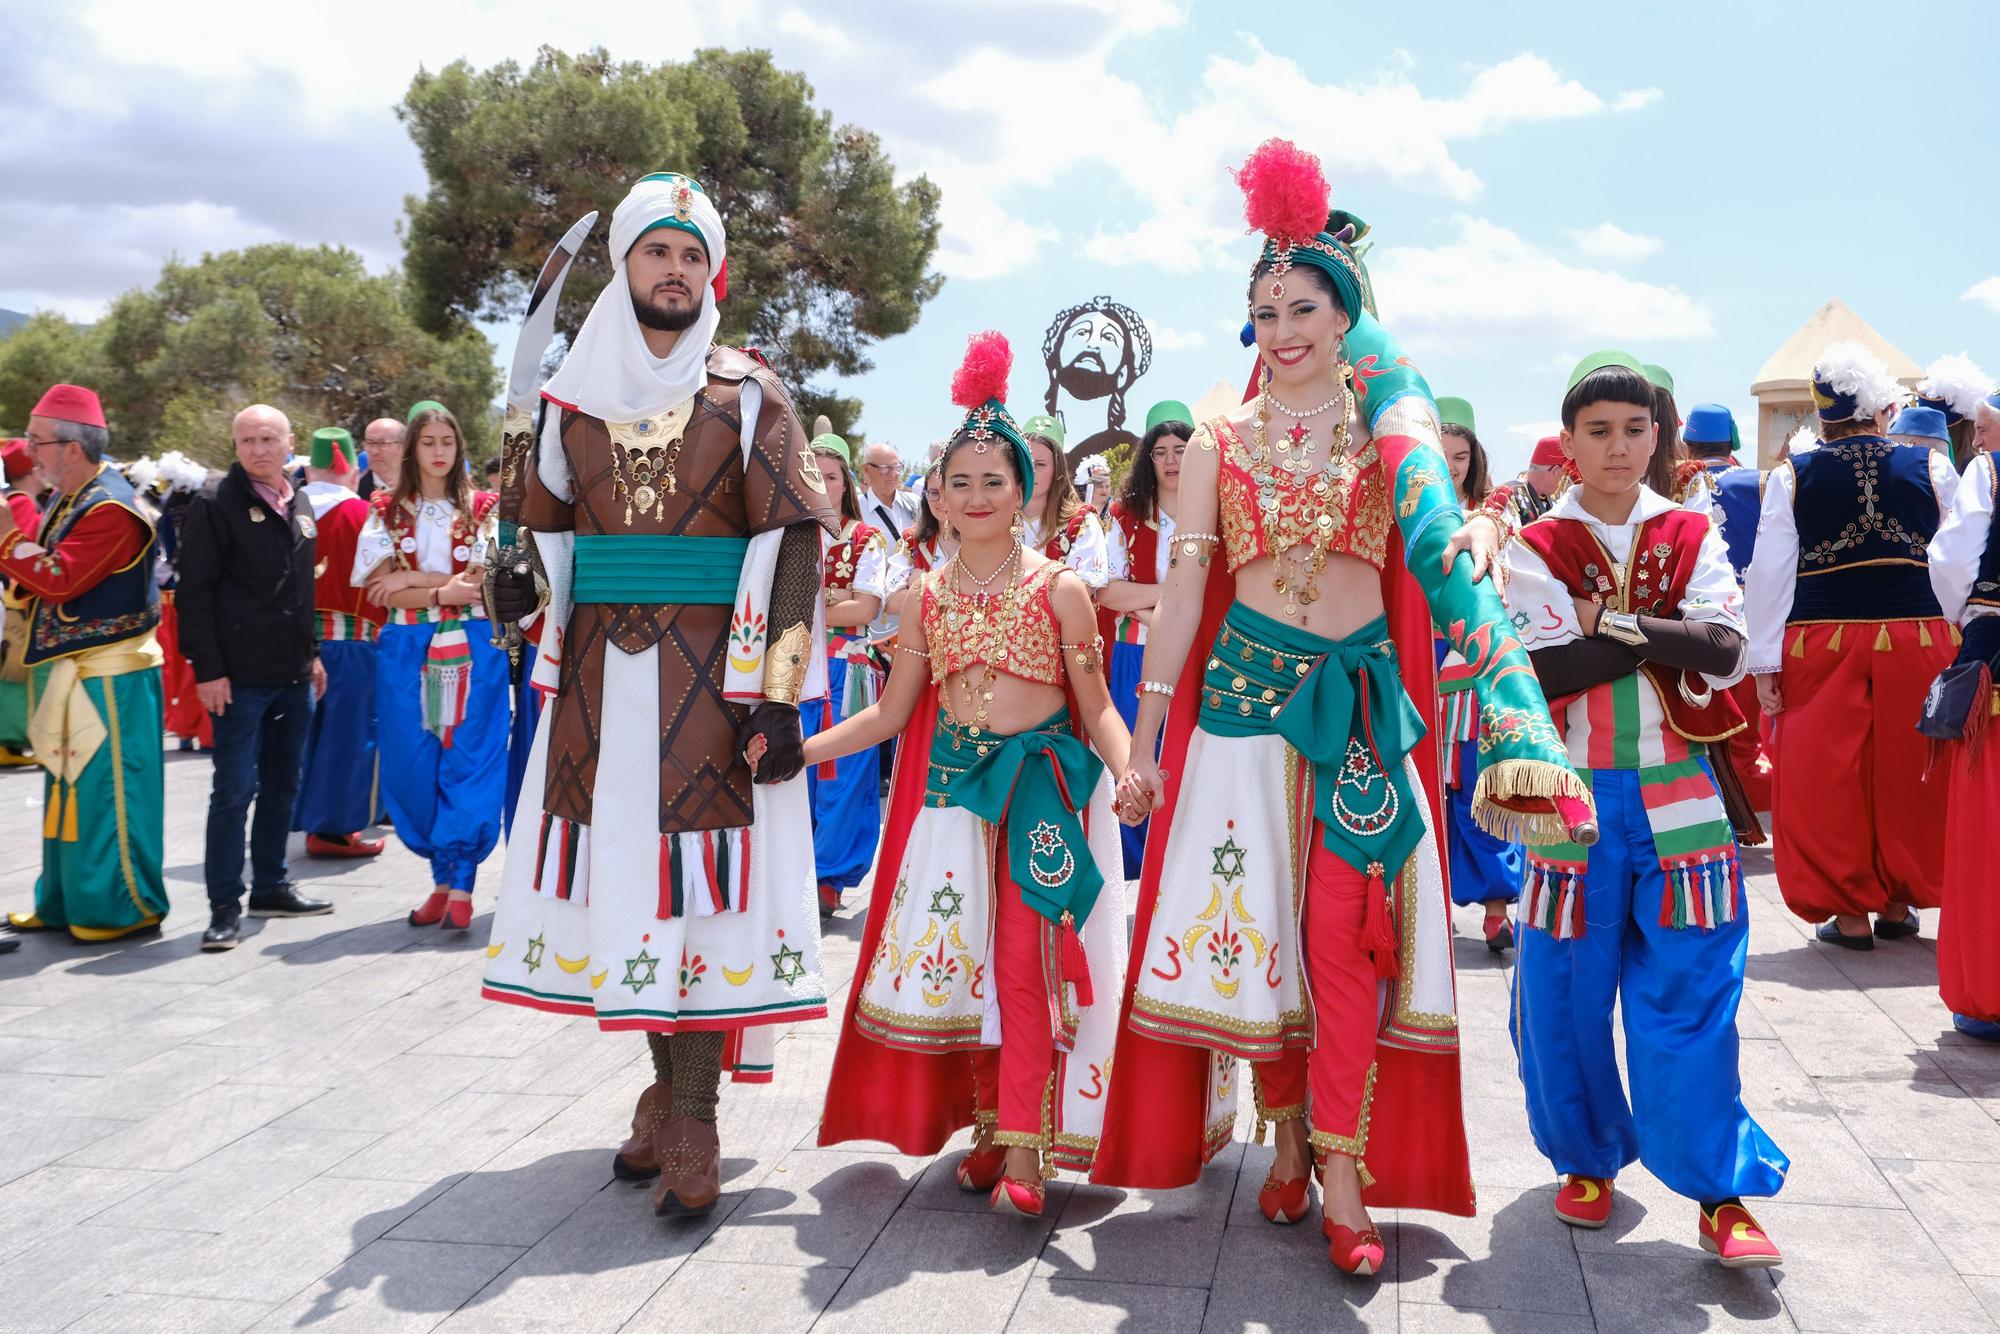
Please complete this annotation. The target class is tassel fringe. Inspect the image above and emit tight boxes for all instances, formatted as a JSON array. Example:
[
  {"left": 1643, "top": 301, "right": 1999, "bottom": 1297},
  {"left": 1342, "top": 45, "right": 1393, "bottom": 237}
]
[
  {"left": 1472, "top": 760, "right": 1595, "bottom": 846},
  {"left": 1362, "top": 864, "right": 1399, "bottom": 979},
  {"left": 654, "top": 828, "right": 753, "bottom": 920},
  {"left": 1522, "top": 859, "right": 1588, "bottom": 939},
  {"left": 1657, "top": 850, "right": 1742, "bottom": 930}
]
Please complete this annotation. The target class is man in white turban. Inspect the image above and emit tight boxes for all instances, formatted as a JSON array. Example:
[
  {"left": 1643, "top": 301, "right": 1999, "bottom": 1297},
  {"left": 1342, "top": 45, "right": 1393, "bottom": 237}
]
[{"left": 483, "top": 172, "right": 836, "bottom": 1218}]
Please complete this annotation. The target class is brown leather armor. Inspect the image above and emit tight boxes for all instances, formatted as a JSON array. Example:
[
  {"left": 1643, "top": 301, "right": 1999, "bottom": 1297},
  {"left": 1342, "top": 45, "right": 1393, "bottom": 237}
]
[{"left": 525, "top": 347, "right": 833, "bottom": 833}]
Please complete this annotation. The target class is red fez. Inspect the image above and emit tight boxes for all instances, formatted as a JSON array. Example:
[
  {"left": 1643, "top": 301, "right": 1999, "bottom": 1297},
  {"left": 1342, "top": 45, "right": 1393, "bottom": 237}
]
[
  {"left": 1530, "top": 435, "right": 1566, "bottom": 468},
  {"left": 2, "top": 439, "right": 30, "bottom": 482},
  {"left": 31, "top": 383, "right": 107, "bottom": 430}
]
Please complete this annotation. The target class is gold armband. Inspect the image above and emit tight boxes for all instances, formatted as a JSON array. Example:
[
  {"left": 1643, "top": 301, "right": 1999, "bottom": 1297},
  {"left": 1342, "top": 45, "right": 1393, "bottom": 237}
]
[
  {"left": 1062, "top": 636, "right": 1103, "bottom": 675},
  {"left": 764, "top": 622, "right": 812, "bottom": 705}
]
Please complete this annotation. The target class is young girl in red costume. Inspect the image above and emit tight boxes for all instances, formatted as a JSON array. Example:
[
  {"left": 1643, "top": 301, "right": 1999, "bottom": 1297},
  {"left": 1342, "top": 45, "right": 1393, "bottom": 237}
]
[
  {"left": 1093, "top": 140, "right": 1589, "bottom": 1277},
  {"left": 801, "top": 334, "right": 1135, "bottom": 1217},
  {"left": 352, "top": 402, "right": 509, "bottom": 931}
]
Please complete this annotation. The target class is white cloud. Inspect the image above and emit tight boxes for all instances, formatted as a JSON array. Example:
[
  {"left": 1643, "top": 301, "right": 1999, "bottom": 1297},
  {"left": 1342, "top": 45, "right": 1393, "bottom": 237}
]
[
  {"left": 1569, "top": 223, "right": 1663, "bottom": 264},
  {"left": 1145, "top": 319, "right": 1206, "bottom": 352},
  {"left": 1963, "top": 278, "right": 2000, "bottom": 315},
  {"left": 1372, "top": 217, "right": 1714, "bottom": 354},
  {"left": 1508, "top": 420, "right": 1563, "bottom": 441},
  {"left": 1614, "top": 88, "right": 1664, "bottom": 112}
]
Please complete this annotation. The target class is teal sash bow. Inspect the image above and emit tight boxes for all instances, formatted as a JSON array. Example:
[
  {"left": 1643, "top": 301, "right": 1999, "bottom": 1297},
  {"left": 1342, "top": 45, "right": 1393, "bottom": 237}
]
[{"left": 928, "top": 708, "right": 1106, "bottom": 928}]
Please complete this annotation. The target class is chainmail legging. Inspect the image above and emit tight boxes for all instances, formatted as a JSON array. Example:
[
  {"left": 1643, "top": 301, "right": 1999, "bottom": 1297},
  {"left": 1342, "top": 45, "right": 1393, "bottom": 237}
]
[{"left": 645, "top": 1031, "right": 725, "bottom": 1123}]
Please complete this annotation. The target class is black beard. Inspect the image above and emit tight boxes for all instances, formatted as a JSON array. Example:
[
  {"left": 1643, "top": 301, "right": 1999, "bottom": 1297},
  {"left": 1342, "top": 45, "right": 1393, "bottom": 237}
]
[
  {"left": 1055, "top": 360, "right": 1118, "bottom": 402},
  {"left": 633, "top": 289, "right": 700, "bottom": 333}
]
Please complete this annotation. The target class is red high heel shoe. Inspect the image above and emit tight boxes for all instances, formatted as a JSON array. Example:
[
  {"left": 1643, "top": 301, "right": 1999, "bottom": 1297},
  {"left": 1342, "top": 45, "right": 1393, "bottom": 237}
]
[
  {"left": 408, "top": 892, "right": 450, "bottom": 927},
  {"left": 1258, "top": 1172, "right": 1311, "bottom": 1224},
  {"left": 989, "top": 1175, "right": 1045, "bottom": 1217},
  {"left": 956, "top": 1145, "right": 1006, "bottom": 1193},
  {"left": 443, "top": 897, "right": 473, "bottom": 931},
  {"left": 1324, "top": 1222, "right": 1385, "bottom": 1276}
]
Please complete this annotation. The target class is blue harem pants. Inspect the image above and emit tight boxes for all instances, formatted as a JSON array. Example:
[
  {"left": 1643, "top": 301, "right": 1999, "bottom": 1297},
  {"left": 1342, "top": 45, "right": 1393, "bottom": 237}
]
[
  {"left": 801, "top": 657, "right": 880, "bottom": 892},
  {"left": 375, "top": 622, "right": 510, "bottom": 893}
]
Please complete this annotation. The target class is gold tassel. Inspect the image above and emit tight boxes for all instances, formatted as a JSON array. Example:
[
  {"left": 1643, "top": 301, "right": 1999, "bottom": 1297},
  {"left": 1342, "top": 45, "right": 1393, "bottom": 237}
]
[
  {"left": 1874, "top": 624, "right": 1891, "bottom": 652},
  {"left": 1827, "top": 625, "right": 1844, "bottom": 652},
  {"left": 1356, "top": 1159, "right": 1377, "bottom": 1190},
  {"left": 1472, "top": 760, "right": 1594, "bottom": 845},
  {"left": 44, "top": 784, "right": 61, "bottom": 841},
  {"left": 61, "top": 786, "right": 79, "bottom": 842},
  {"left": 1951, "top": 624, "right": 1964, "bottom": 646},
  {"left": 1920, "top": 622, "right": 1934, "bottom": 648},
  {"left": 1788, "top": 631, "right": 1805, "bottom": 660}
]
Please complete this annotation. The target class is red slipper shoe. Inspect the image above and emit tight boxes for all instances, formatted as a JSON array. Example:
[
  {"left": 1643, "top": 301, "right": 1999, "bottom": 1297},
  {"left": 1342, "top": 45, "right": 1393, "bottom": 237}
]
[
  {"left": 443, "top": 898, "right": 473, "bottom": 931},
  {"left": 989, "top": 1175, "right": 1045, "bottom": 1218},
  {"left": 1325, "top": 1223, "right": 1385, "bottom": 1276},
  {"left": 1484, "top": 913, "right": 1515, "bottom": 953},
  {"left": 1698, "top": 1200, "right": 1782, "bottom": 1268},
  {"left": 1258, "top": 1172, "right": 1311, "bottom": 1224},
  {"left": 306, "top": 832, "right": 386, "bottom": 859},
  {"left": 1554, "top": 1174, "right": 1615, "bottom": 1228},
  {"left": 956, "top": 1146, "right": 1005, "bottom": 1193},
  {"left": 408, "top": 892, "right": 450, "bottom": 927}
]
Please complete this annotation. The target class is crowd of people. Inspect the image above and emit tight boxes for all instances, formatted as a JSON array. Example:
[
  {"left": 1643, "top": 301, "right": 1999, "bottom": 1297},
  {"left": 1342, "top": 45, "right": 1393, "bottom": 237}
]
[{"left": 3, "top": 139, "right": 1998, "bottom": 1280}]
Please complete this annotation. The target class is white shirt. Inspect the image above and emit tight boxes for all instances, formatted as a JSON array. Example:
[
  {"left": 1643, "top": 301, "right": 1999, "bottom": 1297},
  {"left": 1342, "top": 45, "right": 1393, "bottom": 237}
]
[
  {"left": 826, "top": 520, "right": 891, "bottom": 602},
  {"left": 1025, "top": 508, "right": 1109, "bottom": 589},
  {"left": 352, "top": 496, "right": 496, "bottom": 621},
  {"left": 1503, "top": 485, "right": 1746, "bottom": 765},
  {"left": 302, "top": 479, "right": 359, "bottom": 522},
  {"left": 1928, "top": 451, "right": 1999, "bottom": 625},
  {"left": 1743, "top": 443, "right": 1959, "bottom": 674},
  {"left": 857, "top": 487, "right": 919, "bottom": 636}
]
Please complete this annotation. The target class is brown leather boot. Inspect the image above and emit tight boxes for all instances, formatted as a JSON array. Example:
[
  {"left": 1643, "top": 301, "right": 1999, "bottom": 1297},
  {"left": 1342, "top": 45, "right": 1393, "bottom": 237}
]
[
  {"left": 650, "top": 1115, "right": 721, "bottom": 1216},
  {"left": 612, "top": 1084, "right": 665, "bottom": 1182}
]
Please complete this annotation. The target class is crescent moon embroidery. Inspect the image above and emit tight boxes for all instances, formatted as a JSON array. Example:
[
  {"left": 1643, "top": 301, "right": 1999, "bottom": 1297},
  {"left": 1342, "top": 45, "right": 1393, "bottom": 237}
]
[
  {"left": 555, "top": 953, "right": 589, "bottom": 975},
  {"left": 722, "top": 963, "right": 755, "bottom": 986},
  {"left": 589, "top": 969, "right": 608, "bottom": 990},
  {"left": 484, "top": 941, "right": 505, "bottom": 958}
]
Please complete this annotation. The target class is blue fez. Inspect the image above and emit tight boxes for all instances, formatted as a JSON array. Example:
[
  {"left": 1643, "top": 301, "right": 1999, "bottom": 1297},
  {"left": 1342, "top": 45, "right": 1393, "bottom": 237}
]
[
  {"left": 1683, "top": 403, "right": 1736, "bottom": 445},
  {"left": 1888, "top": 405, "right": 1952, "bottom": 445}
]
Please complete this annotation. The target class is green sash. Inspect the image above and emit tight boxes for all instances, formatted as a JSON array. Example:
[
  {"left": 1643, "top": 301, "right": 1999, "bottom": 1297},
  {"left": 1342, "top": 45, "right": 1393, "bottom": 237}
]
[
  {"left": 927, "top": 707, "right": 1106, "bottom": 928},
  {"left": 1200, "top": 604, "right": 1428, "bottom": 878},
  {"left": 571, "top": 534, "right": 747, "bottom": 605}
]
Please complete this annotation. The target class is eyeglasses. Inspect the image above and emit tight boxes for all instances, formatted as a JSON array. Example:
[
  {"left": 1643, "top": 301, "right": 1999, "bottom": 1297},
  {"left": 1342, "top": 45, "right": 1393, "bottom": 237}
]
[
  {"left": 864, "top": 462, "right": 900, "bottom": 473},
  {"left": 25, "top": 434, "right": 66, "bottom": 451},
  {"left": 1149, "top": 445, "right": 1188, "bottom": 461}
]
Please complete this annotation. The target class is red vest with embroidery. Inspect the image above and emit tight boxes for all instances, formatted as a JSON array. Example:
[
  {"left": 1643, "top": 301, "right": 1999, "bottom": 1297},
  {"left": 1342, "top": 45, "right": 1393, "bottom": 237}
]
[
  {"left": 1101, "top": 501, "right": 1160, "bottom": 647},
  {"left": 1517, "top": 508, "right": 1743, "bottom": 742},
  {"left": 1040, "top": 506, "right": 1093, "bottom": 562},
  {"left": 822, "top": 519, "right": 879, "bottom": 591},
  {"left": 370, "top": 489, "right": 498, "bottom": 577}
]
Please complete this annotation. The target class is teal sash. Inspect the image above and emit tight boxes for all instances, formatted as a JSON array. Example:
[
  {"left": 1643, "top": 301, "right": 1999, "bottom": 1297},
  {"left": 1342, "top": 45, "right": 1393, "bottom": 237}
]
[
  {"left": 572, "top": 534, "right": 748, "bottom": 605},
  {"left": 927, "top": 708, "right": 1106, "bottom": 929},
  {"left": 1200, "top": 604, "right": 1429, "bottom": 877}
]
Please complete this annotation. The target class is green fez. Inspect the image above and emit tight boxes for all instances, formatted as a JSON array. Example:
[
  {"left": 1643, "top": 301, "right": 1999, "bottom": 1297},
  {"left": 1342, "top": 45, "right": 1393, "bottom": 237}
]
[
  {"left": 1642, "top": 363, "right": 1674, "bottom": 394},
  {"left": 1144, "top": 400, "right": 1193, "bottom": 433},
  {"left": 406, "top": 399, "right": 447, "bottom": 426},
  {"left": 310, "top": 426, "right": 355, "bottom": 471},
  {"left": 1435, "top": 396, "right": 1476, "bottom": 434},
  {"left": 1021, "top": 413, "right": 1065, "bottom": 447},
  {"left": 809, "top": 433, "right": 852, "bottom": 467},
  {"left": 1566, "top": 350, "right": 1647, "bottom": 395}
]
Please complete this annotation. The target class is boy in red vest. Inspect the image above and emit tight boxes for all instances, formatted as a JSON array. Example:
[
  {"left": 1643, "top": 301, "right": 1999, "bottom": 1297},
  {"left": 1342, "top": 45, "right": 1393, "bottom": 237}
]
[{"left": 1503, "top": 351, "right": 1787, "bottom": 1268}]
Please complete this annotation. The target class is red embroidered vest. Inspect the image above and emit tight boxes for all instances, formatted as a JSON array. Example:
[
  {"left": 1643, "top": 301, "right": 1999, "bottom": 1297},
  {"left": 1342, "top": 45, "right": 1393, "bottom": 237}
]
[{"left": 1517, "top": 508, "right": 1743, "bottom": 742}]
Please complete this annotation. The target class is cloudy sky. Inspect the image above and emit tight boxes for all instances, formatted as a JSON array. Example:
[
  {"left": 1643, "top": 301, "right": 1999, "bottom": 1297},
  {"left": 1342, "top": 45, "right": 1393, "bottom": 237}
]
[{"left": 4, "top": 0, "right": 1997, "bottom": 475}]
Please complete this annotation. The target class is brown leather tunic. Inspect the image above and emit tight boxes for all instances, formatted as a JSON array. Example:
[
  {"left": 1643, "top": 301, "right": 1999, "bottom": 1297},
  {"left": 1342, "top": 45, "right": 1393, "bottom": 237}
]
[{"left": 521, "top": 347, "right": 833, "bottom": 834}]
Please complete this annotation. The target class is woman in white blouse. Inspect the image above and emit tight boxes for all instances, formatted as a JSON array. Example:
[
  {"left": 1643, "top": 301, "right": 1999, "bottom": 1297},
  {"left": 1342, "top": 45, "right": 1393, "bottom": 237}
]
[{"left": 351, "top": 402, "right": 509, "bottom": 932}]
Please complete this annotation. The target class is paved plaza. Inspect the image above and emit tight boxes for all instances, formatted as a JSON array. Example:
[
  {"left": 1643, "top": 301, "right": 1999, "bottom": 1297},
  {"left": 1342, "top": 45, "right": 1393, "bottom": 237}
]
[{"left": 2, "top": 750, "right": 1999, "bottom": 1332}]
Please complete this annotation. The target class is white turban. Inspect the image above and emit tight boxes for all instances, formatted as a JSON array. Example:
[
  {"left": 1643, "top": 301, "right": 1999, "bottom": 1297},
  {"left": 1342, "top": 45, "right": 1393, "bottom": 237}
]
[{"left": 541, "top": 173, "right": 728, "bottom": 423}]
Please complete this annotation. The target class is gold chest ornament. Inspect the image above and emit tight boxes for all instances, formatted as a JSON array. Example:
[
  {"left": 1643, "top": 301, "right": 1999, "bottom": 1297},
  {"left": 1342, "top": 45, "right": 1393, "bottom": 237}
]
[{"left": 607, "top": 398, "right": 697, "bottom": 526}]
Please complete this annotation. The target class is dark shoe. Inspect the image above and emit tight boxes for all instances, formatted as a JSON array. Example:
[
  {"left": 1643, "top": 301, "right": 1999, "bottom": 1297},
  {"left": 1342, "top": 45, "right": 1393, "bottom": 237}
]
[
  {"left": 246, "top": 884, "right": 333, "bottom": 918},
  {"left": 201, "top": 907, "right": 242, "bottom": 952},
  {"left": 651, "top": 1116, "right": 721, "bottom": 1216},
  {"left": 1815, "top": 920, "right": 1873, "bottom": 951},
  {"left": 1874, "top": 909, "right": 1921, "bottom": 940},
  {"left": 613, "top": 1084, "right": 666, "bottom": 1182},
  {"left": 1953, "top": 1014, "right": 2000, "bottom": 1043}
]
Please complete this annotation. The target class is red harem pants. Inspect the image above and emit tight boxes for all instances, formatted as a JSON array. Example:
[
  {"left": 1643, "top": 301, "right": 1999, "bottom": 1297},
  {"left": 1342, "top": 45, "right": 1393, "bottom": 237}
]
[
  {"left": 1939, "top": 702, "right": 2000, "bottom": 1023},
  {"left": 972, "top": 840, "right": 1057, "bottom": 1147},
  {"left": 1249, "top": 832, "right": 1379, "bottom": 1160},
  {"left": 1725, "top": 676, "right": 1772, "bottom": 812},
  {"left": 1771, "top": 620, "right": 1952, "bottom": 919}
]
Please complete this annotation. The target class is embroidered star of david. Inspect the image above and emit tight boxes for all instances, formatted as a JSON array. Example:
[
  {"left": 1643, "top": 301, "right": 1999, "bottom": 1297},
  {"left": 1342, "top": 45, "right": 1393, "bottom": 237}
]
[
  {"left": 522, "top": 934, "right": 546, "bottom": 973},
  {"left": 929, "top": 882, "right": 964, "bottom": 920},
  {"left": 622, "top": 949, "right": 659, "bottom": 994},
  {"left": 1211, "top": 835, "right": 1248, "bottom": 883},
  {"left": 771, "top": 942, "right": 806, "bottom": 985}
]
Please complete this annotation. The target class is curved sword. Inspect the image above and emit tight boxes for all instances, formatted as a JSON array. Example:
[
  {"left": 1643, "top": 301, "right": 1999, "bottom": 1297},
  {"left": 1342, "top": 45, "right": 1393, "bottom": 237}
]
[{"left": 491, "top": 209, "right": 597, "bottom": 654}]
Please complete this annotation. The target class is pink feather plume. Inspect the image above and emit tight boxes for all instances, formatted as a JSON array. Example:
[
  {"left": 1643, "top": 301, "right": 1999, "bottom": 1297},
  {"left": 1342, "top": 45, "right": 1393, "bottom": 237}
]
[
  {"left": 950, "top": 331, "right": 1013, "bottom": 410},
  {"left": 1234, "top": 138, "right": 1330, "bottom": 242}
]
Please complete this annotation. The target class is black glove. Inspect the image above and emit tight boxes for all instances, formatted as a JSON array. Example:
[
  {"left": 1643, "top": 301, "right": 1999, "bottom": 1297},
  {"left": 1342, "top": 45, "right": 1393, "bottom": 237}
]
[
  {"left": 738, "top": 702, "right": 804, "bottom": 784},
  {"left": 490, "top": 561, "right": 539, "bottom": 626}
]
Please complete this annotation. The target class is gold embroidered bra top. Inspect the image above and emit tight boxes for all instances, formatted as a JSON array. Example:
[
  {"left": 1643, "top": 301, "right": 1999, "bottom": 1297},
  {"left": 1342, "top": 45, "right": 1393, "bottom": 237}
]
[
  {"left": 919, "top": 560, "right": 1066, "bottom": 688},
  {"left": 1205, "top": 416, "right": 1391, "bottom": 574}
]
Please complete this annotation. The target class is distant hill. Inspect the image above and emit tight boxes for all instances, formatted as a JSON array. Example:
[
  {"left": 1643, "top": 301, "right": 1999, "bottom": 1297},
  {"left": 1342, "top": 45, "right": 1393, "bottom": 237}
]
[{"left": 0, "top": 309, "right": 25, "bottom": 337}]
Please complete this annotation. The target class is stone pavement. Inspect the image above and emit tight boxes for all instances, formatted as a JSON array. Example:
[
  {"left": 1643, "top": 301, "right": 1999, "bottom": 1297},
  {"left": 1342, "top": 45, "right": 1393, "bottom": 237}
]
[{"left": 3, "top": 749, "right": 1999, "bottom": 1333}]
